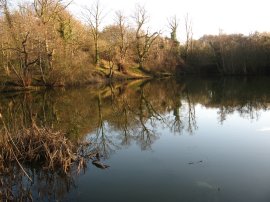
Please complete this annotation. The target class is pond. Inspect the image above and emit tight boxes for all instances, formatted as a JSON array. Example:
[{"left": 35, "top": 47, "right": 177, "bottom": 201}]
[{"left": 1, "top": 76, "right": 270, "bottom": 202}]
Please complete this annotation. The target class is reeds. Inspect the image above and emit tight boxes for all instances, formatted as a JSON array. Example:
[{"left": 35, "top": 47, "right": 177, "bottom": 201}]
[
  {"left": 0, "top": 122, "right": 92, "bottom": 175},
  {"left": 0, "top": 114, "right": 95, "bottom": 201}
]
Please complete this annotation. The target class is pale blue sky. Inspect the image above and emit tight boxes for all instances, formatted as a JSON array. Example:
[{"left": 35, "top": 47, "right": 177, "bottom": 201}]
[{"left": 13, "top": 0, "right": 270, "bottom": 40}]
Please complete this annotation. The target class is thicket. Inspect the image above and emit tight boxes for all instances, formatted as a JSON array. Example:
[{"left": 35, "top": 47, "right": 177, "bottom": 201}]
[
  {"left": 183, "top": 33, "right": 270, "bottom": 75},
  {"left": 0, "top": 0, "right": 182, "bottom": 89}
]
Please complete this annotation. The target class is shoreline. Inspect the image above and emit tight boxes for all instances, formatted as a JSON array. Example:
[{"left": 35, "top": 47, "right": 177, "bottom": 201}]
[{"left": 0, "top": 68, "right": 174, "bottom": 93}]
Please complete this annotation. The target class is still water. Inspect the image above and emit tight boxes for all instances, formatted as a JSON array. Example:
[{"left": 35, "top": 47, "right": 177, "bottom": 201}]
[{"left": 2, "top": 77, "right": 270, "bottom": 201}]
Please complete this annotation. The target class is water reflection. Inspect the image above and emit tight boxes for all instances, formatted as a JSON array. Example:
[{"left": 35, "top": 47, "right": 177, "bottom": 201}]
[
  {"left": 1, "top": 77, "right": 270, "bottom": 153},
  {"left": 1, "top": 163, "right": 78, "bottom": 201},
  {"left": 1, "top": 77, "right": 270, "bottom": 201}
]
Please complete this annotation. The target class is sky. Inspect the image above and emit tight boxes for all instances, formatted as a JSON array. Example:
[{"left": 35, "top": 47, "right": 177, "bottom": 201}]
[{"left": 14, "top": 0, "right": 270, "bottom": 41}]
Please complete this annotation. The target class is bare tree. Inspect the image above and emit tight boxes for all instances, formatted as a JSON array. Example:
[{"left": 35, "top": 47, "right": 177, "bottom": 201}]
[
  {"left": 33, "top": 0, "right": 71, "bottom": 25},
  {"left": 0, "top": 0, "right": 16, "bottom": 42},
  {"left": 183, "top": 13, "right": 193, "bottom": 61},
  {"left": 102, "top": 11, "right": 130, "bottom": 76},
  {"left": 0, "top": 0, "right": 12, "bottom": 76},
  {"left": 133, "top": 5, "right": 159, "bottom": 70},
  {"left": 185, "top": 89, "right": 197, "bottom": 134},
  {"left": 115, "top": 10, "right": 129, "bottom": 72},
  {"left": 33, "top": 0, "right": 71, "bottom": 84},
  {"left": 0, "top": 1, "right": 38, "bottom": 87},
  {"left": 168, "top": 15, "right": 179, "bottom": 43},
  {"left": 85, "top": 0, "right": 105, "bottom": 66}
]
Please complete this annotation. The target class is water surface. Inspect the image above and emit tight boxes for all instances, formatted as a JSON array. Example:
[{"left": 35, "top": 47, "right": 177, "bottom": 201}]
[{"left": 2, "top": 77, "right": 270, "bottom": 202}]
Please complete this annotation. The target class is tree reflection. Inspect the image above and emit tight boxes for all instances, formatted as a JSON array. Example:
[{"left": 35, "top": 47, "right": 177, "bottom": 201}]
[
  {"left": 168, "top": 80, "right": 184, "bottom": 134},
  {"left": 1, "top": 163, "right": 78, "bottom": 201},
  {"left": 134, "top": 87, "right": 161, "bottom": 150},
  {"left": 1, "top": 77, "right": 270, "bottom": 151},
  {"left": 89, "top": 93, "right": 120, "bottom": 159},
  {"left": 185, "top": 88, "right": 198, "bottom": 134},
  {"left": 1, "top": 76, "right": 270, "bottom": 200},
  {"left": 114, "top": 95, "right": 133, "bottom": 146}
]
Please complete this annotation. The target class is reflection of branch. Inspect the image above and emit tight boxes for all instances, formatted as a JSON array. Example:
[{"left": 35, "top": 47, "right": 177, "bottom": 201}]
[
  {"left": 237, "top": 101, "right": 260, "bottom": 120},
  {"left": 170, "top": 107, "right": 184, "bottom": 134},
  {"left": 218, "top": 106, "right": 227, "bottom": 124},
  {"left": 1, "top": 165, "right": 76, "bottom": 201},
  {"left": 136, "top": 114, "right": 157, "bottom": 150},
  {"left": 90, "top": 94, "right": 119, "bottom": 158},
  {"left": 132, "top": 88, "right": 160, "bottom": 150},
  {"left": 108, "top": 91, "right": 134, "bottom": 147},
  {"left": 141, "top": 89, "right": 160, "bottom": 120},
  {"left": 119, "top": 101, "right": 133, "bottom": 146},
  {"left": 185, "top": 89, "right": 198, "bottom": 134},
  {"left": 168, "top": 80, "right": 185, "bottom": 135},
  {"left": 140, "top": 88, "right": 169, "bottom": 128},
  {"left": 218, "top": 99, "right": 262, "bottom": 124}
]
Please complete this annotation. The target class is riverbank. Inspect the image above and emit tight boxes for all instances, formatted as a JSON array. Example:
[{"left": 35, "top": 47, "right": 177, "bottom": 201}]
[{"left": 0, "top": 66, "right": 173, "bottom": 92}]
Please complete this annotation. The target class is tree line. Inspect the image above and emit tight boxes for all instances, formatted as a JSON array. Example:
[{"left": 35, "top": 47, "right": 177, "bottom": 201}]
[
  {"left": 0, "top": 0, "right": 184, "bottom": 88},
  {"left": 182, "top": 32, "right": 270, "bottom": 75},
  {"left": 0, "top": 0, "right": 270, "bottom": 89}
]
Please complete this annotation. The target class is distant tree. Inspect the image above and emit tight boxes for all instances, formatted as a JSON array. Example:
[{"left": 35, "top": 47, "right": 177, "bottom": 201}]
[
  {"left": 85, "top": 0, "right": 105, "bottom": 66},
  {"left": 168, "top": 15, "right": 179, "bottom": 43},
  {"left": 114, "top": 11, "right": 130, "bottom": 72},
  {"left": 33, "top": 0, "right": 70, "bottom": 25},
  {"left": 183, "top": 13, "right": 193, "bottom": 61},
  {"left": 133, "top": 5, "right": 159, "bottom": 70},
  {"left": 0, "top": 0, "right": 38, "bottom": 87},
  {"left": 33, "top": 0, "right": 71, "bottom": 85},
  {"left": 100, "top": 25, "right": 119, "bottom": 77},
  {"left": 167, "top": 15, "right": 180, "bottom": 62}
]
